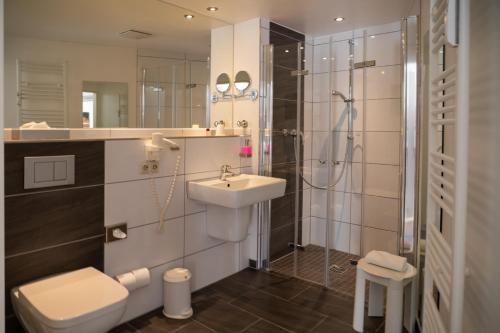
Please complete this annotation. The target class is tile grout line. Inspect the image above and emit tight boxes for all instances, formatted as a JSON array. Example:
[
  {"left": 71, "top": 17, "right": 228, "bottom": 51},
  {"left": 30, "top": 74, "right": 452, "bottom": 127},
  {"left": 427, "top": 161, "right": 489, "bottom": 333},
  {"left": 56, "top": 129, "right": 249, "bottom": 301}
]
[
  {"left": 236, "top": 318, "right": 262, "bottom": 333},
  {"left": 307, "top": 316, "right": 328, "bottom": 333},
  {"left": 288, "top": 285, "right": 312, "bottom": 301},
  {"left": 192, "top": 319, "right": 219, "bottom": 333},
  {"left": 169, "top": 320, "right": 198, "bottom": 333},
  {"left": 226, "top": 301, "right": 294, "bottom": 333}
]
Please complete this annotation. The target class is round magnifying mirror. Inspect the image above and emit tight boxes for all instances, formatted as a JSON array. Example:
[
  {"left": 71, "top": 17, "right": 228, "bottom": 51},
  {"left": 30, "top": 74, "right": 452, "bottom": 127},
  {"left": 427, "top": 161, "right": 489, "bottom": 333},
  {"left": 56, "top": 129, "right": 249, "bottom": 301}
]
[
  {"left": 234, "top": 71, "right": 251, "bottom": 93},
  {"left": 215, "top": 73, "right": 231, "bottom": 93}
]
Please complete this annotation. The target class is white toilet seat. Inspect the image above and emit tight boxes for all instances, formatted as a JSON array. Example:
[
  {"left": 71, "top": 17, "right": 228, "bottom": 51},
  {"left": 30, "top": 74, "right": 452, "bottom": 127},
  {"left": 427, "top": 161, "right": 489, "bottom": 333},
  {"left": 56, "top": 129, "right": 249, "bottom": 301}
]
[{"left": 12, "top": 267, "right": 129, "bottom": 332}]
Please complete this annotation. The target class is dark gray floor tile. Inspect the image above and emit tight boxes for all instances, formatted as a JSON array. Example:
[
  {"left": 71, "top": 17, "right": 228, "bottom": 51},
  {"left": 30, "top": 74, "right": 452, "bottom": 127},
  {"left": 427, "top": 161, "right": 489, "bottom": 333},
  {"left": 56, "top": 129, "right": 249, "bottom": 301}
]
[
  {"left": 231, "top": 290, "right": 325, "bottom": 333},
  {"left": 194, "top": 274, "right": 256, "bottom": 302},
  {"left": 310, "top": 317, "right": 355, "bottom": 333},
  {"left": 128, "top": 309, "right": 192, "bottom": 332},
  {"left": 175, "top": 322, "right": 216, "bottom": 333},
  {"left": 194, "top": 299, "right": 258, "bottom": 333},
  {"left": 229, "top": 268, "right": 312, "bottom": 300},
  {"left": 242, "top": 319, "right": 289, "bottom": 333},
  {"left": 109, "top": 323, "right": 139, "bottom": 333},
  {"left": 290, "top": 286, "right": 383, "bottom": 332}
]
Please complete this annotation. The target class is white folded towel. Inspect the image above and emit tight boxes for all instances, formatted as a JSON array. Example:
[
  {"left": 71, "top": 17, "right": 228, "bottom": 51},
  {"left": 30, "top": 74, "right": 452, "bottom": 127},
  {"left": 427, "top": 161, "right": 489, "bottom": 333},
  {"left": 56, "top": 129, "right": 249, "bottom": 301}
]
[
  {"left": 20, "top": 121, "right": 50, "bottom": 129},
  {"left": 365, "top": 250, "right": 408, "bottom": 272}
]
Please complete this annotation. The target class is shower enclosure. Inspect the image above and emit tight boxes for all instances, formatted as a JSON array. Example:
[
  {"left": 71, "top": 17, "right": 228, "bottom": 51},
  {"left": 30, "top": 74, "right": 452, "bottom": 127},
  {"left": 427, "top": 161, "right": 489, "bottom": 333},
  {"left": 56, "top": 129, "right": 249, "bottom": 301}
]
[
  {"left": 259, "top": 19, "right": 419, "bottom": 293},
  {"left": 137, "top": 55, "right": 210, "bottom": 128}
]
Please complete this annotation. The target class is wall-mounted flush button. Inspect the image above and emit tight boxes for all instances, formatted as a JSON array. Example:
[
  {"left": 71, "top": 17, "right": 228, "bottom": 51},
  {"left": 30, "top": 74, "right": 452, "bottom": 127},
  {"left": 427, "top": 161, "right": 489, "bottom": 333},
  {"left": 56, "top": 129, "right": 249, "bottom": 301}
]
[
  {"left": 54, "top": 161, "right": 68, "bottom": 180},
  {"left": 34, "top": 162, "right": 54, "bottom": 183},
  {"left": 24, "top": 155, "right": 75, "bottom": 189}
]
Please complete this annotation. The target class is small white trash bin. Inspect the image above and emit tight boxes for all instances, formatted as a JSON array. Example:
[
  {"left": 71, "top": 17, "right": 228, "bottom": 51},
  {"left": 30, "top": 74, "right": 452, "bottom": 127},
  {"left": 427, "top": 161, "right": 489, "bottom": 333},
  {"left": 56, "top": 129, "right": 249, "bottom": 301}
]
[{"left": 163, "top": 268, "right": 193, "bottom": 319}]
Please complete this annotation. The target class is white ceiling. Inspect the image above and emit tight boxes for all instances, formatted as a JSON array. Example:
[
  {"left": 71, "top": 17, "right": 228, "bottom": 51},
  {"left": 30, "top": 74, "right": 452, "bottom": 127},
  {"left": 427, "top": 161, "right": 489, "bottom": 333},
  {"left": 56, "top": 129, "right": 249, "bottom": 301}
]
[
  {"left": 167, "top": 0, "right": 419, "bottom": 36},
  {"left": 5, "top": 0, "right": 229, "bottom": 56},
  {"left": 6, "top": 0, "right": 419, "bottom": 56}
]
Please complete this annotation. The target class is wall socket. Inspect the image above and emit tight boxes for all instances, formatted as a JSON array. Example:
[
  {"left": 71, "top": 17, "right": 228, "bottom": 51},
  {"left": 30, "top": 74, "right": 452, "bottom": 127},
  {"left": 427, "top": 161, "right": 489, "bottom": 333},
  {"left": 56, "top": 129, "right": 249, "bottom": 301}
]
[{"left": 141, "top": 160, "right": 160, "bottom": 174}]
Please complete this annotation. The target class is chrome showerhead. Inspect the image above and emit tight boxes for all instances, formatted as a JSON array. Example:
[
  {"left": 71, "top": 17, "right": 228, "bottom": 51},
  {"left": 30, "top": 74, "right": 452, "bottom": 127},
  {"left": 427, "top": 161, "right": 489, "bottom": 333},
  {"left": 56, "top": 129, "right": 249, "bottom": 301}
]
[{"left": 332, "top": 90, "right": 349, "bottom": 102}]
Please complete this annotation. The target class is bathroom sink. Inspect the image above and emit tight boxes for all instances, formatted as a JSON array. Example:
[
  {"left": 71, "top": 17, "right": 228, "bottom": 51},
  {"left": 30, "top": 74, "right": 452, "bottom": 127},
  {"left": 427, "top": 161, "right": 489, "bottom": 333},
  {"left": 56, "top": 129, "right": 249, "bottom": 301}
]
[{"left": 188, "top": 174, "right": 286, "bottom": 209}]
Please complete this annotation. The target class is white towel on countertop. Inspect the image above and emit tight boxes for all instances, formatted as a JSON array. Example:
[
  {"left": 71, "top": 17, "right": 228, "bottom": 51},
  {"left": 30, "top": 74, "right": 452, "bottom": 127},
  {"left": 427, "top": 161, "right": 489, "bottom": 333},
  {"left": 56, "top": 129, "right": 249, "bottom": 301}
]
[
  {"left": 365, "top": 250, "right": 408, "bottom": 272},
  {"left": 20, "top": 121, "right": 50, "bottom": 129}
]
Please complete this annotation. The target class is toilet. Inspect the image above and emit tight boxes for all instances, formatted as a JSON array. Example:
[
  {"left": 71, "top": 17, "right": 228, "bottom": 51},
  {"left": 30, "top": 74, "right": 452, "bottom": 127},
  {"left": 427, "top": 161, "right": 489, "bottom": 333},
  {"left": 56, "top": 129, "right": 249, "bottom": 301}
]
[{"left": 11, "top": 267, "right": 129, "bottom": 333}]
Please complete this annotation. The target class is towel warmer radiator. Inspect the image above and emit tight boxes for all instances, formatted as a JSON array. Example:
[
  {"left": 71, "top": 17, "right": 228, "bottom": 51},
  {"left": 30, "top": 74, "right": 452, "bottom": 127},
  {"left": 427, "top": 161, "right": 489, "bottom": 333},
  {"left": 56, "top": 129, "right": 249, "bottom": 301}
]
[
  {"left": 422, "top": 0, "right": 469, "bottom": 332},
  {"left": 16, "top": 60, "right": 68, "bottom": 127}
]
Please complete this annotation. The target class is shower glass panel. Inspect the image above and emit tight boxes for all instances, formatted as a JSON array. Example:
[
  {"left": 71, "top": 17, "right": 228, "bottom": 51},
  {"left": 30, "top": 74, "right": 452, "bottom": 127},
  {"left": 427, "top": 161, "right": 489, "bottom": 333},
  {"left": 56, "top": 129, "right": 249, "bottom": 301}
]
[
  {"left": 261, "top": 20, "right": 417, "bottom": 294},
  {"left": 138, "top": 57, "right": 209, "bottom": 128}
]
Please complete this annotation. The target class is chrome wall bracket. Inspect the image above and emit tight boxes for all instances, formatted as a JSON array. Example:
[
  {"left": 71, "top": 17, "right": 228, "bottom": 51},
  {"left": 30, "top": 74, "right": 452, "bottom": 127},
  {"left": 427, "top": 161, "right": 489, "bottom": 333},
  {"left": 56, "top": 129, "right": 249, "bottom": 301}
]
[
  {"left": 291, "top": 70, "right": 309, "bottom": 77},
  {"left": 354, "top": 60, "right": 376, "bottom": 69}
]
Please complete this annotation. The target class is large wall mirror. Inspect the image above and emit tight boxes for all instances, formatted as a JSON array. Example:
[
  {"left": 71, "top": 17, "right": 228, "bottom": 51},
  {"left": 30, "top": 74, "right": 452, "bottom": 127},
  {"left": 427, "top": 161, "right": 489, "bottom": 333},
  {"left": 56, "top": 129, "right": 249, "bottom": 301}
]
[{"left": 4, "top": 0, "right": 233, "bottom": 128}]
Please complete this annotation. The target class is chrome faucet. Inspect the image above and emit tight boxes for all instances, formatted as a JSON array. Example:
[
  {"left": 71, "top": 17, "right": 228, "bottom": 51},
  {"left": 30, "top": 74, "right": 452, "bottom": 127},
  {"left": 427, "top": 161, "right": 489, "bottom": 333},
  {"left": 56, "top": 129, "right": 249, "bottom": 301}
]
[{"left": 220, "top": 164, "right": 235, "bottom": 181}]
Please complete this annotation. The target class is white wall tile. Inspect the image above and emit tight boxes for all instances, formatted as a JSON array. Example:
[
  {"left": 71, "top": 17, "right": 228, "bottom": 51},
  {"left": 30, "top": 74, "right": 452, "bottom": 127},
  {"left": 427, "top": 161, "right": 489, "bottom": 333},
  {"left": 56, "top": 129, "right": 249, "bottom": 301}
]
[
  {"left": 301, "top": 217, "right": 311, "bottom": 246},
  {"left": 365, "top": 132, "right": 401, "bottom": 165},
  {"left": 310, "top": 217, "right": 326, "bottom": 247},
  {"left": 184, "top": 242, "right": 239, "bottom": 291},
  {"left": 312, "top": 101, "right": 363, "bottom": 132},
  {"left": 302, "top": 188, "right": 311, "bottom": 218},
  {"left": 330, "top": 221, "right": 351, "bottom": 252},
  {"left": 309, "top": 217, "right": 350, "bottom": 252},
  {"left": 304, "top": 74, "right": 313, "bottom": 102},
  {"left": 312, "top": 102, "right": 329, "bottom": 131},
  {"left": 185, "top": 171, "right": 216, "bottom": 215},
  {"left": 331, "top": 38, "right": 363, "bottom": 72},
  {"left": 313, "top": 72, "right": 329, "bottom": 102},
  {"left": 350, "top": 224, "right": 361, "bottom": 255},
  {"left": 312, "top": 131, "right": 328, "bottom": 160},
  {"left": 105, "top": 176, "right": 185, "bottom": 228},
  {"left": 350, "top": 162, "right": 363, "bottom": 194},
  {"left": 313, "top": 43, "right": 330, "bottom": 73},
  {"left": 366, "top": 65, "right": 401, "bottom": 99},
  {"left": 331, "top": 69, "right": 364, "bottom": 101},
  {"left": 105, "top": 139, "right": 185, "bottom": 183},
  {"left": 311, "top": 159, "right": 351, "bottom": 192},
  {"left": 185, "top": 137, "right": 240, "bottom": 174},
  {"left": 185, "top": 212, "right": 224, "bottom": 256},
  {"left": 119, "top": 259, "right": 183, "bottom": 324},
  {"left": 303, "top": 131, "right": 313, "bottom": 161},
  {"left": 104, "top": 217, "right": 184, "bottom": 277},
  {"left": 365, "top": 164, "right": 400, "bottom": 198},
  {"left": 311, "top": 190, "right": 351, "bottom": 222},
  {"left": 239, "top": 234, "right": 255, "bottom": 270},
  {"left": 365, "top": 99, "right": 401, "bottom": 131},
  {"left": 365, "top": 31, "right": 401, "bottom": 67},
  {"left": 363, "top": 195, "right": 399, "bottom": 231},
  {"left": 350, "top": 193, "right": 362, "bottom": 225},
  {"left": 362, "top": 227, "right": 398, "bottom": 255},
  {"left": 304, "top": 102, "right": 313, "bottom": 132}
]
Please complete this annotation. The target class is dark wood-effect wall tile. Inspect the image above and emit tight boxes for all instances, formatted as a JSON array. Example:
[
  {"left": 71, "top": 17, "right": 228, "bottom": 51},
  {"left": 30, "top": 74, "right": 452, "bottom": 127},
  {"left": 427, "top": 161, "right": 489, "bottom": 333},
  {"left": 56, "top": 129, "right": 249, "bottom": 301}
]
[
  {"left": 270, "top": 22, "right": 305, "bottom": 42},
  {"left": 5, "top": 141, "right": 104, "bottom": 195},
  {"left": 5, "top": 236, "right": 104, "bottom": 316},
  {"left": 5, "top": 185, "right": 104, "bottom": 256}
]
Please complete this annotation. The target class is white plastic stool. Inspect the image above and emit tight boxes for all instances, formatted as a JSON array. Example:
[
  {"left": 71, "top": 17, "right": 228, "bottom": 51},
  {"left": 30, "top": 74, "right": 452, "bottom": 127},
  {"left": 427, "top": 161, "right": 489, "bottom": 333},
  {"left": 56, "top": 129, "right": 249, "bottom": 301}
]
[{"left": 353, "top": 258, "right": 417, "bottom": 333}]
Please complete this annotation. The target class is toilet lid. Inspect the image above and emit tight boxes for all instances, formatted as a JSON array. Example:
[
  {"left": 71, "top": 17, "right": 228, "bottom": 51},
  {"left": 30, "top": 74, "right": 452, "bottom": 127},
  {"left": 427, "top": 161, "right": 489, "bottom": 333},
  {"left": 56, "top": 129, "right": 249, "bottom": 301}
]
[{"left": 18, "top": 267, "right": 128, "bottom": 329}]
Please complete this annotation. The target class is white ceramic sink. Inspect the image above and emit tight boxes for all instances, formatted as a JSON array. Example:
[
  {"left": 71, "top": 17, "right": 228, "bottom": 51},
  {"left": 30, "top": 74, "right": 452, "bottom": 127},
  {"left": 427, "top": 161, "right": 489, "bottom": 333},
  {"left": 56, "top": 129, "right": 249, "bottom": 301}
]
[{"left": 188, "top": 174, "right": 286, "bottom": 209}]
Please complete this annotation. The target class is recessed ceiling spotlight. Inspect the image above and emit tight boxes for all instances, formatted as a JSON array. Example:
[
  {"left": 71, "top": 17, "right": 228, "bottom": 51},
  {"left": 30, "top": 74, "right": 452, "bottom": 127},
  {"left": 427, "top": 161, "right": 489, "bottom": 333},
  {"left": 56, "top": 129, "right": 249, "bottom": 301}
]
[
  {"left": 300, "top": 46, "right": 304, "bottom": 50},
  {"left": 370, "top": 35, "right": 376, "bottom": 39},
  {"left": 334, "top": 17, "right": 344, "bottom": 22},
  {"left": 321, "top": 57, "right": 327, "bottom": 60},
  {"left": 284, "top": 49, "right": 290, "bottom": 53},
  {"left": 184, "top": 14, "right": 195, "bottom": 19},
  {"left": 207, "top": 6, "right": 218, "bottom": 12}
]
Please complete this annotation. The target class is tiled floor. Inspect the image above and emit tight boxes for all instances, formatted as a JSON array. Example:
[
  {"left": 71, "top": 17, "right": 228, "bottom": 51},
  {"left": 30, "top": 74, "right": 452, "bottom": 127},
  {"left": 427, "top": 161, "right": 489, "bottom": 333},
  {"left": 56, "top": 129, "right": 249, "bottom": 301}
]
[
  {"left": 112, "top": 268, "right": 385, "bottom": 333},
  {"left": 270, "top": 245, "right": 360, "bottom": 297}
]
